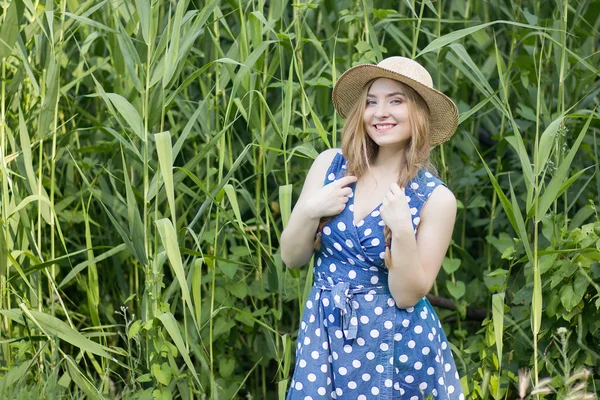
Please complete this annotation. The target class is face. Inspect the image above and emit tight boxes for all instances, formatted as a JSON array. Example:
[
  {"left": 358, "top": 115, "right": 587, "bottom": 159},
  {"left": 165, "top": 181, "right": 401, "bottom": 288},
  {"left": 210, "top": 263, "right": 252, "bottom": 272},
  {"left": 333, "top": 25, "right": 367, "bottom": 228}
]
[{"left": 363, "top": 78, "right": 412, "bottom": 150}]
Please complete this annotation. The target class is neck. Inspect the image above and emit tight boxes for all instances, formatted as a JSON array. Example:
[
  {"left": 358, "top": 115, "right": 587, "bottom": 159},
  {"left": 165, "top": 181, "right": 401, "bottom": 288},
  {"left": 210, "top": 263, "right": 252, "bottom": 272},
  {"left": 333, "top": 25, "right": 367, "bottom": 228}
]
[{"left": 371, "top": 146, "right": 407, "bottom": 175}]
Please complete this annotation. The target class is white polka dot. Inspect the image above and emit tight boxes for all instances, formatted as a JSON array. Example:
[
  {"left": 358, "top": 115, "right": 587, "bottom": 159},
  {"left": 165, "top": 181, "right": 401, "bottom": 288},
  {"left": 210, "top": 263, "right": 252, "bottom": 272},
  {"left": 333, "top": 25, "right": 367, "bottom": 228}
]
[
  {"left": 387, "top": 298, "right": 395, "bottom": 307},
  {"left": 299, "top": 359, "right": 307, "bottom": 368},
  {"left": 311, "top": 351, "right": 319, "bottom": 359},
  {"left": 449, "top": 385, "right": 455, "bottom": 394},
  {"left": 344, "top": 345, "right": 352, "bottom": 353},
  {"left": 394, "top": 382, "right": 400, "bottom": 390},
  {"left": 428, "top": 333, "right": 434, "bottom": 341},
  {"left": 329, "top": 263, "right": 336, "bottom": 272},
  {"left": 370, "top": 276, "right": 379, "bottom": 284},
  {"left": 380, "top": 343, "right": 389, "bottom": 351},
  {"left": 337, "top": 222, "right": 346, "bottom": 231},
  {"left": 323, "top": 226, "right": 331, "bottom": 235},
  {"left": 364, "top": 228, "right": 372, "bottom": 236},
  {"left": 370, "top": 329, "right": 379, "bottom": 338},
  {"left": 356, "top": 254, "right": 365, "bottom": 261},
  {"left": 408, "top": 340, "right": 416, "bottom": 348},
  {"left": 414, "top": 361, "right": 423, "bottom": 370},
  {"left": 378, "top": 220, "right": 385, "bottom": 226},
  {"left": 414, "top": 325, "right": 423, "bottom": 334},
  {"left": 348, "top": 270, "right": 356, "bottom": 279},
  {"left": 365, "top": 294, "right": 374, "bottom": 302},
  {"left": 402, "top": 319, "right": 410, "bottom": 327},
  {"left": 362, "top": 373, "right": 371, "bottom": 381},
  {"left": 333, "top": 351, "right": 338, "bottom": 360},
  {"left": 350, "top": 316, "right": 358, "bottom": 326},
  {"left": 307, "top": 373, "right": 316, "bottom": 382},
  {"left": 438, "top": 377, "right": 444, "bottom": 385},
  {"left": 420, "top": 311, "right": 427, "bottom": 319},
  {"left": 304, "top": 337, "right": 311, "bottom": 345},
  {"left": 338, "top": 367, "right": 347, "bottom": 375},
  {"left": 349, "top": 204, "right": 354, "bottom": 211},
  {"left": 399, "top": 354, "right": 408, "bottom": 363},
  {"left": 410, "top": 397, "right": 419, "bottom": 400},
  {"left": 379, "top": 252, "right": 386, "bottom": 259},
  {"left": 366, "top": 352, "right": 375, "bottom": 360},
  {"left": 333, "top": 242, "right": 342, "bottom": 251},
  {"left": 345, "top": 239, "right": 353, "bottom": 248},
  {"left": 347, "top": 257, "right": 355, "bottom": 265},
  {"left": 360, "top": 315, "right": 369, "bottom": 324},
  {"left": 356, "top": 220, "right": 364, "bottom": 227},
  {"left": 348, "top": 381, "right": 357, "bottom": 389},
  {"left": 427, "top": 181, "right": 436, "bottom": 187},
  {"left": 413, "top": 217, "right": 421, "bottom": 225},
  {"left": 357, "top": 337, "right": 365, "bottom": 346},
  {"left": 318, "top": 387, "right": 326, "bottom": 395},
  {"left": 306, "top": 300, "right": 313, "bottom": 309},
  {"left": 322, "top": 341, "right": 328, "bottom": 350},
  {"left": 420, "top": 382, "right": 428, "bottom": 390},
  {"left": 410, "top": 207, "right": 418, "bottom": 215},
  {"left": 335, "top": 388, "right": 342, "bottom": 396},
  {"left": 411, "top": 182, "right": 419, "bottom": 189},
  {"left": 384, "top": 320, "right": 393, "bottom": 329},
  {"left": 394, "top": 333, "right": 402, "bottom": 341},
  {"left": 322, "top": 298, "right": 330, "bottom": 307},
  {"left": 442, "top": 341, "right": 448, "bottom": 350},
  {"left": 374, "top": 307, "right": 383, "bottom": 315},
  {"left": 309, "top": 314, "right": 315, "bottom": 323},
  {"left": 295, "top": 381, "right": 303, "bottom": 390},
  {"left": 335, "top": 330, "right": 343, "bottom": 339},
  {"left": 371, "top": 238, "right": 380, "bottom": 246},
  {"left": 376, "top": 364, "right": 384, "bottom": 373},
  {"left": 405, "top": 375, "right": 414, "bottom": 383},
  {"left": 371, "top": 387, "right": 379, "bottom": 395},
  {"left": 445, "top": 363, "right": 452, "bottom": 372},
  {"left": 328, "top": 173, "right": 335, "bottom": 181},
  {"left": 425, "top": 172, "right": 433, "bottom": 178},
  {"left": 321, "top": 364, "right": 327, "bottom": 373}
]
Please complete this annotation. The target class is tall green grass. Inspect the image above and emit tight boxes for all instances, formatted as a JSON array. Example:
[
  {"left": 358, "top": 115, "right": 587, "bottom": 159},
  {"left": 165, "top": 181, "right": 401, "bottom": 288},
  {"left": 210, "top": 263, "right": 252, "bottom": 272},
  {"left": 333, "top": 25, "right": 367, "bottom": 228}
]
[{"left": 0, "top": 0, "right": 598, "bottom": 398}]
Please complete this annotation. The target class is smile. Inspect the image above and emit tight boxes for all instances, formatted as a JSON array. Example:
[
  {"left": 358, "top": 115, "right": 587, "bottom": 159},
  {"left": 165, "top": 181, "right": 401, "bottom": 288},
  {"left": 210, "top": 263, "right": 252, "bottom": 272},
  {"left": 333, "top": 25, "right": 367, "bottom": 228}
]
[{"left": 374, "top": 124, "right": 396, "bottom": 131}]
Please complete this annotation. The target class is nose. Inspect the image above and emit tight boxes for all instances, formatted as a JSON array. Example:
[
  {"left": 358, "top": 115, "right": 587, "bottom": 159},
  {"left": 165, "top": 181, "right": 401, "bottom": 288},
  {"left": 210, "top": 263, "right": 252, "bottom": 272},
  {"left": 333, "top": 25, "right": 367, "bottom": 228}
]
[{"left": 373, "top": 102, "right": 389, "bottom": 119}]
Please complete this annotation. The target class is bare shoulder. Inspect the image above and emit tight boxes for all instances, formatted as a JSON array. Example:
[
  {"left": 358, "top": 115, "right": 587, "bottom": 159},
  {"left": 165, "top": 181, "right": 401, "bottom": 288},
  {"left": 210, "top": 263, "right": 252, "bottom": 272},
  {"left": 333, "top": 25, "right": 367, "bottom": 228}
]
[
  {"left": 421, "top": 185, "right": 457, "bottom": 222},
  {"left": 298, "top": 148, "right": 342, "bottom": 196}
]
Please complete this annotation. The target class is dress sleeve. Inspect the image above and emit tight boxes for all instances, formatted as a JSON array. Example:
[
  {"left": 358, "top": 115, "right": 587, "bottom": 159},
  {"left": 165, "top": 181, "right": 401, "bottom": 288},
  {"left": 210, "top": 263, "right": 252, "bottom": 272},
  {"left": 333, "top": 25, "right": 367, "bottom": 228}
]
[{"left": 322, "top": 151, "right": 345, "bottom": 185}]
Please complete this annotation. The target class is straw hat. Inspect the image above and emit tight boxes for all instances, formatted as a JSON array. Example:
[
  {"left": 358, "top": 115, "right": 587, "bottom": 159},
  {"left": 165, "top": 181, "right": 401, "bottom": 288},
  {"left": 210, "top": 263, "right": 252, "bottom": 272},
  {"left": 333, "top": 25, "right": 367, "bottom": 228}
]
[{"left": 332, "top": 56, "right": 459, "bottom": 146}]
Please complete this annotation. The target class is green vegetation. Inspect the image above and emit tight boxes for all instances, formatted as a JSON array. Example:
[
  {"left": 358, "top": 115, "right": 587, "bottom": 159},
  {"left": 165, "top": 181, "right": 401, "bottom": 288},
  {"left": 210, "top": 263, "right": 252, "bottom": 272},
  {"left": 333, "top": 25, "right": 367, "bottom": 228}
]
[{"left": 0, "top": 0, "right": 598, "bottom": 398}]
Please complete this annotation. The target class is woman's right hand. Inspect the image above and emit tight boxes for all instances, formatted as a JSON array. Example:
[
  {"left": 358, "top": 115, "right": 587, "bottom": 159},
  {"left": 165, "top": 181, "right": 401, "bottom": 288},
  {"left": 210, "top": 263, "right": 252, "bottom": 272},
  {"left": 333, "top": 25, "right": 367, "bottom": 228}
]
[{"left": 303, "top": 175, "right": 358, "bottom": 220}]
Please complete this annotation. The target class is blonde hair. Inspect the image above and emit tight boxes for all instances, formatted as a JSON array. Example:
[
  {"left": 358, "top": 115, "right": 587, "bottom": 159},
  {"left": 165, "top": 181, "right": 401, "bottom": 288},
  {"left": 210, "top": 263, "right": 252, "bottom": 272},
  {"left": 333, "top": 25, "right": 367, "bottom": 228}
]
[{"left": 314, "top": 79, "right": 436, "bottom": 269}]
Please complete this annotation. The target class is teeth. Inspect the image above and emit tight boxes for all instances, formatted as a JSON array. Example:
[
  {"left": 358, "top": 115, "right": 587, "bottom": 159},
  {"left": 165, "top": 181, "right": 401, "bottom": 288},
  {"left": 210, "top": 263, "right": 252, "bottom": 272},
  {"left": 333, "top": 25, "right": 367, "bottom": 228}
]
[{"left": 375, "top": 124, "right": 395, "bottom": 129}]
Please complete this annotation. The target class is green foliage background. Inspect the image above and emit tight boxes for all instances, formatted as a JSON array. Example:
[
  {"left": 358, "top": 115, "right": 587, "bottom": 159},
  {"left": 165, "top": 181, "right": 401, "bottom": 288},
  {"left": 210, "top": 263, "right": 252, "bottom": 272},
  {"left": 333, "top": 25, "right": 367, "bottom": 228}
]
[{"left": 0, "top": 0, "right": 599, "bottom": 398}]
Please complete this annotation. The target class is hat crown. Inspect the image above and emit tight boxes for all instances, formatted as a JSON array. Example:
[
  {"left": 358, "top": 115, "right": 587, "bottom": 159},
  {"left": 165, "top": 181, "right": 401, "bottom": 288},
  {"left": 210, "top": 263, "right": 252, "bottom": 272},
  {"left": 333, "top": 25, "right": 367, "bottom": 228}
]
[{"left": 377, "top": 57, "right": 433, "bottom": 89}]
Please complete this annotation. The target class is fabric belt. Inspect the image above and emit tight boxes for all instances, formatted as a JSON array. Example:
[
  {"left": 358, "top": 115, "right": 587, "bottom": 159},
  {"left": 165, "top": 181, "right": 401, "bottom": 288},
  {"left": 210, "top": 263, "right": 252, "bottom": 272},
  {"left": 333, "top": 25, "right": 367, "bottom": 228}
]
[{"left": 314, "top": 279, "right": 390, "bottom": 340}]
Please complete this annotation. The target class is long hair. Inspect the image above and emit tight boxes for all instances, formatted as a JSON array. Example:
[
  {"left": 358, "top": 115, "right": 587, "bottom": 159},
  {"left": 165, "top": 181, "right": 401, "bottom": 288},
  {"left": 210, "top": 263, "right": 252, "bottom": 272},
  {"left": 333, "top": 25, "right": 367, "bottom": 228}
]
[{"left": 314, "top": 79, "right": 435, "bottom": 270}]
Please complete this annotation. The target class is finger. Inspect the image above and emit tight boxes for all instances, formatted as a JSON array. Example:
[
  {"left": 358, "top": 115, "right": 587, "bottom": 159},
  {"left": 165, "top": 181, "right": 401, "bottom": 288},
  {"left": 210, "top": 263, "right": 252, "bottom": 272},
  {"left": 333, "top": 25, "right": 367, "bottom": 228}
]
[
  {"left": 337, "top": 175, "right": 358, "bottom": 187},
  {"left": 390, "top": 182, "right": 404, "bottom": 196},
  {"left": 341, "top": 187, "right": 353, "bottom": 196}
]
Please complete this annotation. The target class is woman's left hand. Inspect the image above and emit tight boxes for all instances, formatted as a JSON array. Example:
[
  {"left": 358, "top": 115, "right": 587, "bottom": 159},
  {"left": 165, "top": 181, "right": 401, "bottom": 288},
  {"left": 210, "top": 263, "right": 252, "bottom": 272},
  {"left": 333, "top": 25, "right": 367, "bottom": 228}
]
[{"left": 379, "top": 183, "right": 414, "bottom": 235}]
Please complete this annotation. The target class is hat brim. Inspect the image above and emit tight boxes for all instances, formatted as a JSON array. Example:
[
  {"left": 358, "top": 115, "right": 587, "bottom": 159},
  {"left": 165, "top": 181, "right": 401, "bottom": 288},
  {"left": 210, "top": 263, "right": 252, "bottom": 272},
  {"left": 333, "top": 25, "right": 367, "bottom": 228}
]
[{"left": 332, "top": 64, "right": 459, "bottom": 147}]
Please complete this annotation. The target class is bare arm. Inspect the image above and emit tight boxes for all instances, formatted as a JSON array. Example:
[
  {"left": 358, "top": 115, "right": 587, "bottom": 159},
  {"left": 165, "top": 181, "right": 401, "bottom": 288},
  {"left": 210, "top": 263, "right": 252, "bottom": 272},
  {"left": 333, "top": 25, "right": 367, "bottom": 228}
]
[
  {"left": 280, "top": 149, "right": 356, "bottom": 269},
  {"left": 381, "top": 184, "right": 457, "bottom": 308}
]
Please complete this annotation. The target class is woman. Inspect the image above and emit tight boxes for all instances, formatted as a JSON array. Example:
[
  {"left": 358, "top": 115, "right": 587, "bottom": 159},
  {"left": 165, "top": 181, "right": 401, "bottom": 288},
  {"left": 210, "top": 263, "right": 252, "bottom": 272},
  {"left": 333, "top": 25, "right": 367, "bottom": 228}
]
[{"left": 280, "top": 56, "right": 464, "bottom": 399}]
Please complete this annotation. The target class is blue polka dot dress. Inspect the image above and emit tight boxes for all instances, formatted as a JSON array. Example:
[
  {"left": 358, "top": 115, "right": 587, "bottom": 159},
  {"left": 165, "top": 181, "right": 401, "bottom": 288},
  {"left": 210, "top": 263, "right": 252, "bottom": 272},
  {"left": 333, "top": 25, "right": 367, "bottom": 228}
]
[{"left": 287, "top": 152, "right": 464, "bottom": 400}]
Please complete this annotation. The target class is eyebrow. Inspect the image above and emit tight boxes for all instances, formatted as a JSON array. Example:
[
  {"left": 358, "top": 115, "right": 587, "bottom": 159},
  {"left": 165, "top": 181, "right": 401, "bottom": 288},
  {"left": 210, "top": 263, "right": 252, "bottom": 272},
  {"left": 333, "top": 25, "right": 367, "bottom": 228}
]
[{"left": 366, "top": 92, "right": 406, "bottom": 98}]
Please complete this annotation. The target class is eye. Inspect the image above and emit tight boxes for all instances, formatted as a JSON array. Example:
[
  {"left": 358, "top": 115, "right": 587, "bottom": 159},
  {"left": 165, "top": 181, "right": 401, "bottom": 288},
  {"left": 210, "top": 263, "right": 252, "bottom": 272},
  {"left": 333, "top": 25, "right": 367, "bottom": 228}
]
[
  {"left": 366, "top": 99, "right": 376, "bottom": 106},
  {"left": 390, "top": 98, "right": 403, "bottom": 104}
]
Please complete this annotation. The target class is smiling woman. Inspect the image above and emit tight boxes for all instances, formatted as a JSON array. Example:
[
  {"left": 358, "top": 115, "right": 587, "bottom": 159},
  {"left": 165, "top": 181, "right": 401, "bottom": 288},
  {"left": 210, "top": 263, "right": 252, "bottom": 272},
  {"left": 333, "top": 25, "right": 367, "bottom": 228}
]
[{"left": 280, "top": 57, "right": 463, "bottom": 399}]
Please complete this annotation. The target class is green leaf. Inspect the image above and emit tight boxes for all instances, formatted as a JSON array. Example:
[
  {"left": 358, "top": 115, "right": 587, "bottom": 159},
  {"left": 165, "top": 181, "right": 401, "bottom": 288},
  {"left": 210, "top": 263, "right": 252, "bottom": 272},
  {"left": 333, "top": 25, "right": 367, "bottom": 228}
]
[
  {"left": 535, "top": 116, "right": 564, "bottom": 176},
  {"left": 155, "top": 312, "right": 202, "bottom": 387},
  {"left": 152, "top": 362, "right": 172, "bottom": 386},
  {"left": 0, "top": 309, "right": 117, "bottom": 359},
  {"left": 0, "top": 0, "right": 23, "bottom": 58},
  {"left": 446, "top": 281, "right": 466, "bottom": 299},
  {"left": 155, "top": 219, "right": 195, "bottom": 324},
  {"left": 155, "top": 131, "right": 176, "bottom": 222},
  {"left": 279, "top": 184, "right": 293, "bottom": 229},
  {"left": 0, "top": 360, "right": 30, "bottom": 392},
  {"left": 106, "top": 93, "right": 145, "bottom": 141},
  {"left": 135, "top": 0, "right": 151, "bottom": 44},
  {"left": 219, "top": 358, "right": 235, "bottom": 378},
  {"left": 491, "top": 293, "right": 505, "bottom": 370},
  {"left": 537, "top": 111, "right": 595, "bottom": 219},
  {"left": 227, "top": 281, "right": 248, "bottom": 299},
  {"left": 442, "top": 257, "right": 461, "bottom": 274}
]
